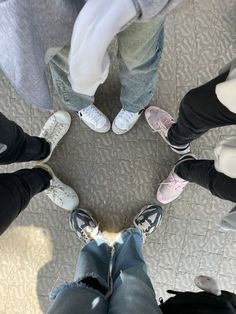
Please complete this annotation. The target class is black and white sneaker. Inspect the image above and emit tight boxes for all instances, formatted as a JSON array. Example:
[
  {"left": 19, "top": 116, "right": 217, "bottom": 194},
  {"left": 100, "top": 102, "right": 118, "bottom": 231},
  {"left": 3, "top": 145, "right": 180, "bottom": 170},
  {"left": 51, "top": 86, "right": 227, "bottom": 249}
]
[
  {"left": 69, "top": 208, "right": 101, "bottom": 244},
  {"left": 133, "top": 204, "right": 163, "bottom": 238},
  {"left": 78, "top": 104, "right": 111, "bottom": 133},
  {"left": 145, "top": 106, "right": 190, "bottom": 155}
]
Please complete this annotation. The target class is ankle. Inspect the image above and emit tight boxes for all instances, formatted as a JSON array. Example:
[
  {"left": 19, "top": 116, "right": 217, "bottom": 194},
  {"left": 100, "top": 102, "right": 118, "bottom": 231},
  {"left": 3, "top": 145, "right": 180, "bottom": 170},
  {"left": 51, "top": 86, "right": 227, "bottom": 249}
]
[{"left": 33, "top": 167, "right": 52, "bottom": 182}]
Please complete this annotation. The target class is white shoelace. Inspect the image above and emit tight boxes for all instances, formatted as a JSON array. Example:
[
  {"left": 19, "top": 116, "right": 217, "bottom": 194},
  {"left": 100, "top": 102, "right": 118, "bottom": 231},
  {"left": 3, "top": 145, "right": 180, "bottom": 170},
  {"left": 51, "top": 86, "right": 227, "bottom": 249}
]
[
  {"left": 81, "top": 106, "right": 103, "bottom": 123},
  {"left": 138, "top": 220, "right": 151, "bottom": 232},
  {"left": 117, "top": 109, "right": 137, "bottom": 124},
  {"left": 41, "top": 116, "right": 65, "bottom": 145}
]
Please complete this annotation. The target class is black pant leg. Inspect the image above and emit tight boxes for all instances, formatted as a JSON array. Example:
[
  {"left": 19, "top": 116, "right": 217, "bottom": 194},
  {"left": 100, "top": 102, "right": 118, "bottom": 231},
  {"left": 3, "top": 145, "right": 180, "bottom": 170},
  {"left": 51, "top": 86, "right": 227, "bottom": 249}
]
[
  {"left": 175, "top": 159, "right": 236, "bottom": 203},
  {"left": 0, "top": 112, "right": 50, "bottom": 164},
  {"left": 168, "top": 71, "right": 236, "bottom": 146},
  {"left": 0, "top": 168, "right": 51, "bottom": 235}
]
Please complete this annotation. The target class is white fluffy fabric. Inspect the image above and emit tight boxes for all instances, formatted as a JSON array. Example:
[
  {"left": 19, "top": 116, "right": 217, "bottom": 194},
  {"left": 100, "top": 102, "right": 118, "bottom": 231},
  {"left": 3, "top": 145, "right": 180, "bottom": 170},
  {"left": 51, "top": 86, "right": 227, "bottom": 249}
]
[{"left": 68, "top": 0, "right": 137, "bottom": 96}]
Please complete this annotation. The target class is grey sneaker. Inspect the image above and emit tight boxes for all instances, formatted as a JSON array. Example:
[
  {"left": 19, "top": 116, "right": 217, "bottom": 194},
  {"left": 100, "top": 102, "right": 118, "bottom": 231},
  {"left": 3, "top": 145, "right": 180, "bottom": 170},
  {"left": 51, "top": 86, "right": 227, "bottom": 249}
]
[
  {"left": 69, "top": 208, "right": 101, "bottom": 244},
  {"left": 133, "top": 204, "right": 163, "bottom": 238}
]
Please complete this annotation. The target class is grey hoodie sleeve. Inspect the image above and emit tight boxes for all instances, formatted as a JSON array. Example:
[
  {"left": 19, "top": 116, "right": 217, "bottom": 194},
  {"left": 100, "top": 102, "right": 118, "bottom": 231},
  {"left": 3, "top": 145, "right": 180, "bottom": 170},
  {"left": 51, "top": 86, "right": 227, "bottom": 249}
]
[{"left": 131, "top": 0, "right": 184, "bottom": 21}]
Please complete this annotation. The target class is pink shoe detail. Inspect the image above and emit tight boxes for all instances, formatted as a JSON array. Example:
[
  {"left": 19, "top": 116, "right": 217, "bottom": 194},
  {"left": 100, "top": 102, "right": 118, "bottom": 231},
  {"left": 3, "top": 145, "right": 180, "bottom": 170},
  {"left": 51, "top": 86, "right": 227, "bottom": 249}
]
[
  {"left": 145, "top": 106, "right": 175, "bottom": 140},
  {"left": 157, "top": 169, "right": 189, "bottom": 204}
]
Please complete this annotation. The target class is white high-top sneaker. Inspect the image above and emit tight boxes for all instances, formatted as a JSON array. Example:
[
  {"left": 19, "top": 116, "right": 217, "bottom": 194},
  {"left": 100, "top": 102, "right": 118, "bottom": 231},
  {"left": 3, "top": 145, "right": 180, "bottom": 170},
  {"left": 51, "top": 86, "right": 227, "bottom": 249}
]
[
  {"left": 39, "top": 110, "right": 71, "bottom": 163},
  {"left": 112, "top": 109, "right": 143, "bottom": 135},
  {"left": 78, "top": 104, "right": 111, "bottom": 133},
  {"left": 37, "top": 164, "right": 79, "bottom": 211}
]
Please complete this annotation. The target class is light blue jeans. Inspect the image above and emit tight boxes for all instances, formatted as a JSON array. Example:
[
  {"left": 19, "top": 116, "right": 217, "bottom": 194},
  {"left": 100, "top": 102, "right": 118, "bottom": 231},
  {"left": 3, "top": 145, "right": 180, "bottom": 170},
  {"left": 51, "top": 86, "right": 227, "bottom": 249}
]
[
  {"left": 47, "top": 228, "right": 162, "bottom": 314},
  {"left": 49, "top": 18, "right": 164, "bottom": 113}
]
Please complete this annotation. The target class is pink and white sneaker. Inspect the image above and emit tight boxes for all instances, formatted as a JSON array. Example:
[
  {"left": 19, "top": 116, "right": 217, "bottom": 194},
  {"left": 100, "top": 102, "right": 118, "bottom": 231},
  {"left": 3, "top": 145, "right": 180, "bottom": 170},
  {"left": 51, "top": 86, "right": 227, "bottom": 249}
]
[
  {"left": 157, "top": 154, "right": 197, "bottom": 204},
  {"left": 145, "top": 106, "right": 190, "bottom": 155}
]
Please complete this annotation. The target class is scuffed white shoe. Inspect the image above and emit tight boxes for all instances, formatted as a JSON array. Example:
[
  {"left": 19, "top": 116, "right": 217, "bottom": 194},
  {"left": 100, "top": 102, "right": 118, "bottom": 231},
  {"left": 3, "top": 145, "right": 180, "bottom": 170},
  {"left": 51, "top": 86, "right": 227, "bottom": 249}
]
[
  {"left": 157, "top": 154, "right": 197, "bottom": 204},
  {"left": 37, "top": 164, "right": 79, "bottom": 211},
  {"left": 112, "top": 109, "right": 143, "bottom": 135},
  {"left": 78, "top": 104, "right": 111, "bottom": 133},
  {"left": 39, "top": 110, "right": 71, "bottom": 163}
]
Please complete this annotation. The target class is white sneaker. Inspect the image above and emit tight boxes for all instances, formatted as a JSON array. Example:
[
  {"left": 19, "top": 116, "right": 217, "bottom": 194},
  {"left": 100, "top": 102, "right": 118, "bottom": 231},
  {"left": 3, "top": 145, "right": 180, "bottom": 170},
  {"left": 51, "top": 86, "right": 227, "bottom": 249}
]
[
  {"left": 112, "top": 109, "right": 143, "bottom": 135},
  {"left": 78, "top": 104, "right": 111, "bottom": 133},
  {"left": 39, "top": 111, "right": 71, "bottom": 163},
  {"left": 157, "top": 154, "right": 197, "bottom": 204},
  {"left": 37, "top": 164, "right": 79, "bottom": 211}
]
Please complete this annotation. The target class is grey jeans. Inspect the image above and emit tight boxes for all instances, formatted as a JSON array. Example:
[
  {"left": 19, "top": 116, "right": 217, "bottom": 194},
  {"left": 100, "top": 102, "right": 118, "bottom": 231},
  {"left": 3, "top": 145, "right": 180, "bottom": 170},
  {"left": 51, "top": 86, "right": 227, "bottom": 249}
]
[
  {"left": 49, "top": 18, "right": 164, "bottom": 113},
  {"left": 47, "top": 228, "right": 162, "bottom": 314}
]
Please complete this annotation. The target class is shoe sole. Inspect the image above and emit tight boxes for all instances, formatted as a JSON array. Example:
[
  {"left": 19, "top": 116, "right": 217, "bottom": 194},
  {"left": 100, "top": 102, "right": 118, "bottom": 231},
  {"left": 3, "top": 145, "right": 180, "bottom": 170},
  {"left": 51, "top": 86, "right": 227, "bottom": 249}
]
[{"left": 78, "top": 114, "right": 111, "bottom": 133}]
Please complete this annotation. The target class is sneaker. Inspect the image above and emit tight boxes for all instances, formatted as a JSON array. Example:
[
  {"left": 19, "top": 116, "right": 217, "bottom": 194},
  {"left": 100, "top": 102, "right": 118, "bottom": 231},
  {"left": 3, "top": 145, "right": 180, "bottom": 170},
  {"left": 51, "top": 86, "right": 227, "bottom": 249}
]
[
  {"left": 219, "top": 207, "right": 236, "bottom": 232},
  {"left": 39, "top": 110, "right": 71, "bottom": 163},
  {"left": 133, "top": 204, "right": 163, "bottom": 238},
  {"left": 112, "top": 109, "right": 143, "bottom": 135},
  {"left": 145, "top": 106, "right": 190, "bottom": 155},
  {"left": 37, "top": 164, "right": 79, "bottom": 210},
  {"left": 78, "top": 104, "right": 111, "bottom": 133},
  {"left": 157, "top": 154, "right": 197, "bottom": 204},
  {"left": 69, "top": 208, "right": 101, "bottom": 244},
  {"left": 194, "top": 275, "right": 221, "bottom": 296}
]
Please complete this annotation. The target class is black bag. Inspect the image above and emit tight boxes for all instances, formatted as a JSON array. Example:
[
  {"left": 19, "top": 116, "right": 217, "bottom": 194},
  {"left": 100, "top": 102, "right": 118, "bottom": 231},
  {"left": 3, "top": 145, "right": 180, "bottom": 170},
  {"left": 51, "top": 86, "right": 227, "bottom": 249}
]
[{"left": 159, "top": 290, "right": 236, "bottom": 314}]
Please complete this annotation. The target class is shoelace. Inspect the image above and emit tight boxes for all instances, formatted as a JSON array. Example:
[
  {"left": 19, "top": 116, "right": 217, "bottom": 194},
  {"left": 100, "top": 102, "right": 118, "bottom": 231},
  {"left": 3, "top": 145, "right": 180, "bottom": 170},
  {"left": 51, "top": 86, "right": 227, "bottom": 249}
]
[
  {"left": 42, "top": 117, "right": 65, "bottom": 145},
  {"left": 168, "top": 172, "right": 187, "bottom": 191},
  {"left": 79, "top": 226, "right": 99, "bottom": 243},
  {"left": 152, "top": 116, "right": 174, "bottom": 136},
  {"left": 81, "top": 106, "right": 103, "bottom": 122},
  {"left": 118, "top": 110, "right": 136, "bottom": 123},
  {"left": 137, "top": 220, "right": 151, "bottom": 232}
]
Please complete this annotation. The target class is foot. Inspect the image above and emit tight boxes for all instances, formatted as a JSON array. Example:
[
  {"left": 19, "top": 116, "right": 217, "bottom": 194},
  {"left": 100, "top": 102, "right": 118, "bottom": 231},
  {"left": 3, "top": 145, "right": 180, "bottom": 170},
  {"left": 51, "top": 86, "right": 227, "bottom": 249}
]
[
  {"left": 194, "top": 275, "right": 221, "bottom": 296},
  {"left": 69, "top": 208, "right": 101, "bottom": 244},
  {"left": 157, "top": 154, "right": 197, "bottom": 204},
  {"left": 78, "top": 104, "right": 111, "bottom": 133},
  {"left": 133, "top": 204, "right": 163, "bottom": 238},
  {"left": 37, "top": 164, "right": 79, "bottom": 210},
  {"left": 39, "top": 110, "right": 71, "bottom": 163},
  {"left": 112, "top": 109, "right": 143, "bottom": 135},
  {"left": 219, "top": 207, "right": 236, "bottom": 232},
  {"left": 145, "top": 106, "right": 190, "bottom": 155}
]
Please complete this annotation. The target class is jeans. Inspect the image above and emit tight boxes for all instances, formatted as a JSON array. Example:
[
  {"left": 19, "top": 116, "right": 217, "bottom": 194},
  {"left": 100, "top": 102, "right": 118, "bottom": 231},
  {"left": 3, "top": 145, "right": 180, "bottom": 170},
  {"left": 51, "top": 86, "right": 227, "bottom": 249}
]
[
  {"left": 0, "top": 112, "right": 51, "bottom": 235},
  {"left": 47, "top": 228, "right": 162, "bottom": 314},
  {"left": 49, "top": 18, "right": 164, "bottom": 113},
  {"left": 165, "top": 71, "right": 236, "bottom": 204}
]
